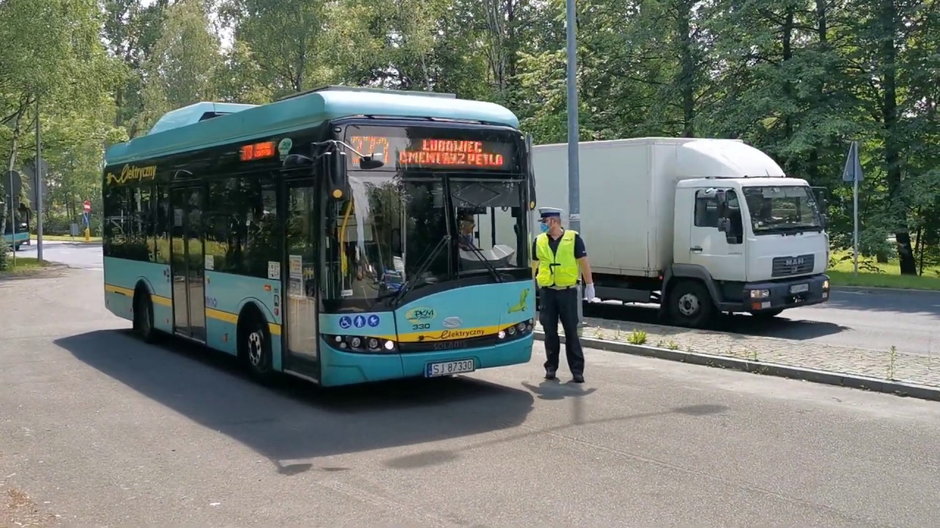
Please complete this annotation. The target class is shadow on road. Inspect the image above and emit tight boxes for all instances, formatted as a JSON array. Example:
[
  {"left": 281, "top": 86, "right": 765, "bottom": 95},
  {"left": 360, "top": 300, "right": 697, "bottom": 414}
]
[{"left": 55, "top": 330, "right": 535, "bottom": 475}]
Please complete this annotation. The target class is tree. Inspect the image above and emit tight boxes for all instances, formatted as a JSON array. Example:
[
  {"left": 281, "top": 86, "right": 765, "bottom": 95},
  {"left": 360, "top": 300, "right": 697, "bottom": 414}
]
[
  {"left": 219, "top": 0, "right": 331, "bottom": 98},
  {"left": 138, "top": 0, "right": 223, "bottom": 133},
  {"left": 101, "top": 0, "right": 172, "bottom": 137},
  {"left": 0, "top": 0, "right": 115, "bottom": 262}
]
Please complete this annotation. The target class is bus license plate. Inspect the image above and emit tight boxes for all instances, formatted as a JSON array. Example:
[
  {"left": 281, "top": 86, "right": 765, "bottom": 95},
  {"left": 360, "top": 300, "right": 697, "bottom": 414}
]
[
  {"left": 790, "top": 283, "right": 809, "bottom": 294},
  {"left": 425, "top": 359, "right": 475, "bottom": 378}
]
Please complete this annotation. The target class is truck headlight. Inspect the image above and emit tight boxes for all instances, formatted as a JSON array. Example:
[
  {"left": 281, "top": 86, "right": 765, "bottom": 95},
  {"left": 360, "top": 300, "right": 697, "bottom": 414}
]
[
  {"left": 823, "top": 279, "right": 830, "bottom": 291},
  {"left": 749, "top": 289, "right": 770, "bottom": 299}
]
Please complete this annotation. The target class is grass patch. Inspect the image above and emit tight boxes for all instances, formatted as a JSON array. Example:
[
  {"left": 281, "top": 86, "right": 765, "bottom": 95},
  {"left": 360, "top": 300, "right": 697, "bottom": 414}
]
[
  {"left": 0, "top": 257, "right": 51, "bottom": 277},
  {"left": 626, "top": 329, "right": 648, "bottom": 345},
  {"left": 827, "top": 270, "right": 940, "bottom": 291},
  {"left": 31, "top": 234, "right": 101, "bottom": 243},
  {"left": 827, "top": 250, "right": 940, "bottom": 291}
]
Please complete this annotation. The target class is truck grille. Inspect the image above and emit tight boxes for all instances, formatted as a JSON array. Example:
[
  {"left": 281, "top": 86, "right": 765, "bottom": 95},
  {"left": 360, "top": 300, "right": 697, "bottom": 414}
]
[{"left": 772, "top": 254, "right": 814, "bottom": 277}]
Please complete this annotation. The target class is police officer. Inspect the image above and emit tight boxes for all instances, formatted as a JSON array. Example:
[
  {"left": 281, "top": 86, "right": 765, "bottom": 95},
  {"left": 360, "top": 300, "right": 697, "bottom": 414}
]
[{"left": 531, "top": 207, "right": 595, "bottom": 383}]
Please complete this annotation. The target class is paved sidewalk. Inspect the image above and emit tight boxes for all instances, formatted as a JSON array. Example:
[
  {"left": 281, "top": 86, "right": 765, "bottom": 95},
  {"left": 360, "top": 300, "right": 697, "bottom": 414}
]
[{"left": 536, "top": 316, "right": 940, "bottom": 390}]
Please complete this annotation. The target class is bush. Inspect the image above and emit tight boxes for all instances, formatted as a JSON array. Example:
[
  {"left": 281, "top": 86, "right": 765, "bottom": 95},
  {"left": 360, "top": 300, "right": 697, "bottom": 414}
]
[{"left": 0, "top": 242, "right": 8, "bottom": 271}]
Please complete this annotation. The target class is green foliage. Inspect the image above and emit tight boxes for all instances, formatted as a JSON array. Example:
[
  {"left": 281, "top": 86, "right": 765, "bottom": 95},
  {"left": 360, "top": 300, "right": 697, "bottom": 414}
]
[{"left": 1, "top": 0, "right": 937, "bottom": 274}]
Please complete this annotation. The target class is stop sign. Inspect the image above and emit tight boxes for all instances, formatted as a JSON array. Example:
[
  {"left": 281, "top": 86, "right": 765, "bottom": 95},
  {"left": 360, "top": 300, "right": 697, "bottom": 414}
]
[{"left": 83, "top": 200, "right": 91, "bottom": 213}]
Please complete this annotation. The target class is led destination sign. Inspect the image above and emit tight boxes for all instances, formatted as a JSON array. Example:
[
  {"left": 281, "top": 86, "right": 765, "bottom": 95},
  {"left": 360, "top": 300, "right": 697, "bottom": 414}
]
[{"left": 346, "top": 126, "right": 517, "bottom": 171}]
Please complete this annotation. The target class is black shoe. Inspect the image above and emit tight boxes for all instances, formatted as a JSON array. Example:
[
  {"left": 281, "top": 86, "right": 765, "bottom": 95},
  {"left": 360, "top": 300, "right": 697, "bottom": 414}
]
[
  {"left": 572, "top": 374, "right": 584, "bottom": 383},
  {"left": 544, "top": 371, "right": 557, "bottom": 380}
]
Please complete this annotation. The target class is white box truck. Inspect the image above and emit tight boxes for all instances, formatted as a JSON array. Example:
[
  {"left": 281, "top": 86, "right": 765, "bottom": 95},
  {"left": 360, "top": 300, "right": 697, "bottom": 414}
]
[{"left": 529, "top": 138, "right": 830, "bottom": 327}]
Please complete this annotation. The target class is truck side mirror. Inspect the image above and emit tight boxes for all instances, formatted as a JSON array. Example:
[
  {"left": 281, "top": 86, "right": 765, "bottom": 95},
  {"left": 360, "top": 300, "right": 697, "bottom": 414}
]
[
  {"left": 715, "top": 189, "right": 729, "bottom": 218},
  {"left": 717, "top": 217, "right": 730, "bottom": 233}
]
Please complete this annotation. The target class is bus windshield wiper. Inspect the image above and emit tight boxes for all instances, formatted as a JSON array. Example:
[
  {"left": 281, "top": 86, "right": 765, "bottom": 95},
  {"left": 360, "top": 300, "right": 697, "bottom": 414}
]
[
  {"left": 459, "top": 243, "right": 503, "bottom": 283},
  {"left": 391, "top": 235, "right": 451, "bottom": 307}
]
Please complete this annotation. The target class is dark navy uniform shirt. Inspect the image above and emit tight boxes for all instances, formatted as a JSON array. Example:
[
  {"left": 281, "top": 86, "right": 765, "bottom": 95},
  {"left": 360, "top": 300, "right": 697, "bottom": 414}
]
[{"left": 532, "top": 230, "right": 588, "bottom": 260}]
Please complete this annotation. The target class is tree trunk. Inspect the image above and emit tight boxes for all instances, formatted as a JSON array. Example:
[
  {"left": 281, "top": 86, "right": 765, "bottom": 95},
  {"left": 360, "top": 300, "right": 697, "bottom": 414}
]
[
  {"left": 782, "top": 6, "right": 795, "bottom": 143},
  {"left": 2, "top": 107, "right": 24, "bottom": 243},
  {"left": 915, "top": 224, "right": 924, "bottom": 275},
  {"left": 807, "top": 0, "right": 829, "bottom": 184},
  {"left": 676, "top": 0, "right": 695, "bottom": 137},
  {"left": 879, "top": 0, "right": 916, "bottom": 274}
]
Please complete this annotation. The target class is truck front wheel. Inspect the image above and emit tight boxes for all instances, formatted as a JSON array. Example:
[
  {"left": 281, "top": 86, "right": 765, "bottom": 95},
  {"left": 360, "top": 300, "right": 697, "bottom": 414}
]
[{"left": 667, "top": 280, "right": 714, "bottom": 328}]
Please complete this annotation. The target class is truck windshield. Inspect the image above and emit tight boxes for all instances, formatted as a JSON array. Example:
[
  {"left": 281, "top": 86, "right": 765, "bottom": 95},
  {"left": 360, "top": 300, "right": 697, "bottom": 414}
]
[
  {"left": 743, "top": 185, "right": 823, "bottom": 235},
  {"left": 322, "top": 173, "right": 528, "bottom": 311}
]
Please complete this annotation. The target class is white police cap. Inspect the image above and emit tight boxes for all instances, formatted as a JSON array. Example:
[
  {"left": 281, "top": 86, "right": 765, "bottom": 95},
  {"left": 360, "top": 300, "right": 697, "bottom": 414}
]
[{"left": 538, "top": 207, "right": 563, "bottom": 219}]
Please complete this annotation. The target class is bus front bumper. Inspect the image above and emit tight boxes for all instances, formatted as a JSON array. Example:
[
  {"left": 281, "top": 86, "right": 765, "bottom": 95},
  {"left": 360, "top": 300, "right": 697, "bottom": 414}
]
[{"left": 318, "top": 335, "right": 533, "bottom": 387}]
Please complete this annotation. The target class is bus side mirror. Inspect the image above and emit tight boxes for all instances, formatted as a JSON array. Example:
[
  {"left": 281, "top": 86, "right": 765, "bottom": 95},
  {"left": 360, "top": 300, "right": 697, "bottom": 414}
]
[
  {"left": 525, "top": 134, "right": 536, "bottom": 211},
  {"left": 327, "top": 150, "right": 348, "bottom": 200}
]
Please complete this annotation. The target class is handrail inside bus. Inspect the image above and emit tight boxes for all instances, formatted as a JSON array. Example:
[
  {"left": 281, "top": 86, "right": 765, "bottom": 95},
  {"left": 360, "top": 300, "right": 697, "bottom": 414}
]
[{"left": 339, "top": 199, "right": 353, "bottom": 274}]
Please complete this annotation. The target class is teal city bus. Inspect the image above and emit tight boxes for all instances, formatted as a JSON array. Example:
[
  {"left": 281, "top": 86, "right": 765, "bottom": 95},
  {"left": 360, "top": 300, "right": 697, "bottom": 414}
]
[{"left": 102, "top": 87, "right": 537, "bottom": 386}]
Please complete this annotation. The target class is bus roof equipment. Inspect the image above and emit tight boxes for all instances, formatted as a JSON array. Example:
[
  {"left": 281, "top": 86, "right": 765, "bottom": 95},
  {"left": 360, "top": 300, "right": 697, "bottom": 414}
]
[{"left": 105, "top": 88, "right": 520, "bottom": 166}]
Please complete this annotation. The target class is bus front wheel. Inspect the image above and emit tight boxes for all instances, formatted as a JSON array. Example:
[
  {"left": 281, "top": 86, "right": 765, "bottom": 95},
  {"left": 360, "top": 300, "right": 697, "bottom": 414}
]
[{"left": 240, "top": 312, "right": 274, "bottom": 383}]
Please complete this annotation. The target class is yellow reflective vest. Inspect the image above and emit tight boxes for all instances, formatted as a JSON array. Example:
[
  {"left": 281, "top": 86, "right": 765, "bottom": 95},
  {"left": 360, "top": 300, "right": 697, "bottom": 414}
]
[{"left": 535, "top": 230, "right": 580, "bottom": 287}]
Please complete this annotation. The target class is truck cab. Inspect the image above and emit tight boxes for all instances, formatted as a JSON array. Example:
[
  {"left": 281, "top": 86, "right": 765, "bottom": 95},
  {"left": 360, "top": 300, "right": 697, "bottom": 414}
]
[{"left": 669, "top": 177, "right": 830, "bottom": 325}]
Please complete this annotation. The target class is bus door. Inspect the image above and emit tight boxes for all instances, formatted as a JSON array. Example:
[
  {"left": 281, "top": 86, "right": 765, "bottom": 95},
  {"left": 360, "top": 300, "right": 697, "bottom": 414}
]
[
  {"left": 283, "top": 179, "right": 319, "bottom": 379},
  {"left": 170, "top": 186, "right": 207, "bottom": 342}
]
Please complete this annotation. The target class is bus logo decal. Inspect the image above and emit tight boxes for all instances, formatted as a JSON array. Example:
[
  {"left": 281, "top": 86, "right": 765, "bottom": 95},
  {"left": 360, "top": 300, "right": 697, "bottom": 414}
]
[
  {"left": 405, "top": 307, "right": 436, "bottom": 323},
  {"left": 106, "top": 164, "right": 157, "bottom": 186},
  {"left": 339, "top": 316, "right": 352, "bottom": 329}
]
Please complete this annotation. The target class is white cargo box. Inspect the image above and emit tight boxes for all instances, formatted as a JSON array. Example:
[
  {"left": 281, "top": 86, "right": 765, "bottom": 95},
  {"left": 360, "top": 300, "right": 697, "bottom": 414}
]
[{"left": 531, "top": 138, "right": 786, "bottom": 277}]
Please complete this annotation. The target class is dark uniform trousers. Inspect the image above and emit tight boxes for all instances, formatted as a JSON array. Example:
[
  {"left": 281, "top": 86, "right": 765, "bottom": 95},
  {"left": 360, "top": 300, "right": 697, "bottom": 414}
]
[{"left": 539, "top": 286, "right": 584, "bottom": 376}]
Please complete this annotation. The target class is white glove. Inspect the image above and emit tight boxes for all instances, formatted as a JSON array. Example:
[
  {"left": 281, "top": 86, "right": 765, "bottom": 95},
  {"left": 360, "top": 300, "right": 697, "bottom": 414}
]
[{"left": 584, "top": 283, "right": 596, "bottom": 302}]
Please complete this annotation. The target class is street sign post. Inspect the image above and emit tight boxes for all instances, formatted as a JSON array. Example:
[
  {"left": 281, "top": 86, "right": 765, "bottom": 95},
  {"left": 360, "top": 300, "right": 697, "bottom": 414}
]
[
  {"left": 842, "top": 141, "right": 863, "bottom": 275},
  {"left": 82, "top": 200, "right": 91, "bottom": 241}
]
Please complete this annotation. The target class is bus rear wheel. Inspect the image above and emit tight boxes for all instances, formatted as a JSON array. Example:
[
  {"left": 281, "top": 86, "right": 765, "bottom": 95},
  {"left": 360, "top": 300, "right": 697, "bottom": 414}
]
[
  {"left": 241, "top": 313, "right": 274, "bottom": 383},
  {"left": 133, "top": 292, "right": 158, "bottom": 343}
]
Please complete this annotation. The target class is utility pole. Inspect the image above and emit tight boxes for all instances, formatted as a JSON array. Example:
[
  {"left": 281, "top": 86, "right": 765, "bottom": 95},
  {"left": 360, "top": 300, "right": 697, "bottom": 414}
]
[
  {"left": 566, "top": 0, "right": 580, "bottom": 234},
  {"left": 35, "top": 96, "right": 43, "bottom": 261},
  {"left": 566, "top": 0, "right": 584, "bottom": 324}
]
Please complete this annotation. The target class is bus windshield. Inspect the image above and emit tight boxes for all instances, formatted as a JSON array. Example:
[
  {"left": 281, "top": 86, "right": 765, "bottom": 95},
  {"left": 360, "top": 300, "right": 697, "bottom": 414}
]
[
  {"left": 323, "top": 172, "right": 528, "bottom": 309},
  {"left": 742, "top": 185, "right": 823, "bottom": 235}
]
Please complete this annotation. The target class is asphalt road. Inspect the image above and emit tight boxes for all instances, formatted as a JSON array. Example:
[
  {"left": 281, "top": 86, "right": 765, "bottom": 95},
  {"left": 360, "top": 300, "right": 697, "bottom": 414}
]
[
  {"left": 2, "top": 269, "right": 940, "bottom": 527},
  {"left": 14, "top": 241, "right": 940, "bottom": 356},
  {"left": 14, "top": 240, "right": 102, "bottom": 271}
]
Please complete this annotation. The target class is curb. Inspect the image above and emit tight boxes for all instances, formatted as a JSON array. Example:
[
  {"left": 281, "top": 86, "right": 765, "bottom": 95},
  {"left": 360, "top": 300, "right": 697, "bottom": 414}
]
[
  {"left": 534, "top": 331, "right": 940, "bottom": 403},
  {"left": 833, "top": 285, "right": 940, "bottom": 294}
]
